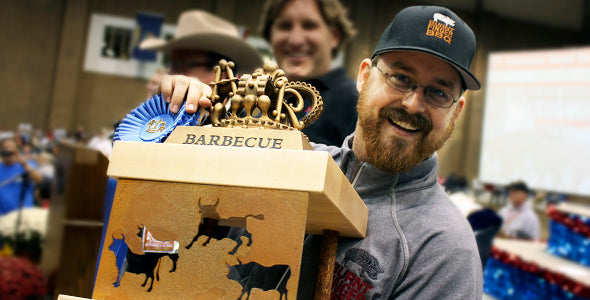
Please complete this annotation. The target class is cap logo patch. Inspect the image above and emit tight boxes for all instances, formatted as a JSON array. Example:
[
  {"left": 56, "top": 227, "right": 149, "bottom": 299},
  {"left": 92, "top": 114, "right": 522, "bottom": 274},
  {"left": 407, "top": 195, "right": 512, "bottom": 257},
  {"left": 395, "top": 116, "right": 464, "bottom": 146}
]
[{"left": 426, "top": 13, "right": 455, "bottom": 45}]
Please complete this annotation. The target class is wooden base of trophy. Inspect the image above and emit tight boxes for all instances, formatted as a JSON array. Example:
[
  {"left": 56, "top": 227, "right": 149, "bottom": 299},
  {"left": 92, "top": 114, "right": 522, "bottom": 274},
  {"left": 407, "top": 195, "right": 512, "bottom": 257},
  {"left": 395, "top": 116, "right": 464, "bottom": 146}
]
[{"left": 89, "top": 127, "right": 367, "bottom": 299}]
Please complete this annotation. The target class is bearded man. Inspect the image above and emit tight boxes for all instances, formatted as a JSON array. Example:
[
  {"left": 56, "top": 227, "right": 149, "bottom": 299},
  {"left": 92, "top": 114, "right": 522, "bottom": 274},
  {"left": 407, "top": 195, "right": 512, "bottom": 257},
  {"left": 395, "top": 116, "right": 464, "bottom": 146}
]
[{"left": 158, "top": 5, "right": 482, "bottom": 299}]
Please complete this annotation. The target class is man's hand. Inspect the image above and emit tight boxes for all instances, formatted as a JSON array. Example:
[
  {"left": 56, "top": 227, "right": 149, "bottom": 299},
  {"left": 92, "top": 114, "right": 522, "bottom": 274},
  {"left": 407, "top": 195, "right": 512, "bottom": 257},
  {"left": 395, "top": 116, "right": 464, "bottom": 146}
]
[{"left": 155, "top": 75, "right": 213, "bottom": 114}]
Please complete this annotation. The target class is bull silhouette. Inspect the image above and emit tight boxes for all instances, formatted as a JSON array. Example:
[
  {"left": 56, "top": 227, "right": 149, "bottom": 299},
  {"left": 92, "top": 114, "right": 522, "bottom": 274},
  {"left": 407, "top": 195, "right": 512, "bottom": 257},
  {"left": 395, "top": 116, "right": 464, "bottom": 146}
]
[
  {"left": 109, "top": 227, "right": 179, "bottom": 292},
  {"left": 186, "top": 198, "right": 264, "bottom": 254},
  {"left": 227, "top": 260, "right": 290, "bottom": 300}
]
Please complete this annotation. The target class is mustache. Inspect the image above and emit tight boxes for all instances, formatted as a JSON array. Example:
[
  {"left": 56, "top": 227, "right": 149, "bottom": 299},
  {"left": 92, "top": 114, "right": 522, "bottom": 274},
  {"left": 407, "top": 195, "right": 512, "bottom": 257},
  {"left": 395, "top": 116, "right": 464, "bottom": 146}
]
[{"left": 379, "top": 107, "right": 433, "bottom": 132}]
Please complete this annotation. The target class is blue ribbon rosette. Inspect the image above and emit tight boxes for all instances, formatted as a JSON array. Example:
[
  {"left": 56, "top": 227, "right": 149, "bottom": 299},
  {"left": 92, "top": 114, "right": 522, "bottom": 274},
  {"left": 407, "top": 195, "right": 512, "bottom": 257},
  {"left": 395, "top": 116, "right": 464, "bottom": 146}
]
[{"left": 113, "top": 94, "right": 200, "bottom": 143}]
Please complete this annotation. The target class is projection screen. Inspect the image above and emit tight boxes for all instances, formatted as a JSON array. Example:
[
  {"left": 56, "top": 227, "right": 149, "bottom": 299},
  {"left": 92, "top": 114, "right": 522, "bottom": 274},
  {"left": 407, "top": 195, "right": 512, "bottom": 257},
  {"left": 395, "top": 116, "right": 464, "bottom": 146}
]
[{"left": 479, "top": 46, "right": 590, "bottom": 197}]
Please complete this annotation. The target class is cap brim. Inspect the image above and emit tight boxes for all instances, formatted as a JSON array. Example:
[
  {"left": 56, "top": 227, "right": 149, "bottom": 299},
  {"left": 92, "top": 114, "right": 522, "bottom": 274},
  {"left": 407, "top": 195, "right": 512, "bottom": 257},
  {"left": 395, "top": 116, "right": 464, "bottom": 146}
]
[
  {"left": 374, "top": 47, "right": 481, "bottom": 90},
  {"left": 140, "top": 34, "right": 263, "bottom": 73}
]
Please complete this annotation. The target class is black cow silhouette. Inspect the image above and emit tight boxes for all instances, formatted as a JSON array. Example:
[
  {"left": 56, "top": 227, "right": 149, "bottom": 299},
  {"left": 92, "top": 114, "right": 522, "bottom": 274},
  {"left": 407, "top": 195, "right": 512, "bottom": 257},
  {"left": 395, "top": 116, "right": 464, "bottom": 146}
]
[
  {"left": 227, "top": 260, "right": 290, "bottom": 300},
  {"left": 187, "top": 198, "right": 264, "bottom": 254},
  {"left": 109, "top": 227, "right": 179, "bottom": 292}
]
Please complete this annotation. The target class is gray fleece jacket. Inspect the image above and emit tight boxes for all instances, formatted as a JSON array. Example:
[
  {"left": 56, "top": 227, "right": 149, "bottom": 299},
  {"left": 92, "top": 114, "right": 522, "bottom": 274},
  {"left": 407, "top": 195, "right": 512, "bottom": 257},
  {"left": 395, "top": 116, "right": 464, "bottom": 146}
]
[{"left": 295, "top": 134, "right": 483, "bottom": 299}]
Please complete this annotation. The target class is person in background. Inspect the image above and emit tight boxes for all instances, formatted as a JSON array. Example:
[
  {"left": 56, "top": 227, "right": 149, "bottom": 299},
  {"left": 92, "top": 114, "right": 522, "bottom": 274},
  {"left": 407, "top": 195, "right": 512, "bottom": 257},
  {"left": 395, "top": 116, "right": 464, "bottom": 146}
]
[
  {"left": 71, "top": 125, "right": 88, "bottom": 144},
  {"left": 498, "top": 180, "right": 541, "bottom": 240},
  {"left": 158, "top": 5, "right": 483, "bottom": 298},
  {"left": 140, "top": 10, "right": 263, "bottom": 114},
  {"left": 35, "top": 151, "right": 55, "bottom": 208},
  {"left": 259, "top": 0, "right": 358, "bottom": 146},
  {"left": 87, "top": 127, "right": 114, "bottom": 157},
  {"left": 0, "top": 138, "right": 43, "bottom": 215}
]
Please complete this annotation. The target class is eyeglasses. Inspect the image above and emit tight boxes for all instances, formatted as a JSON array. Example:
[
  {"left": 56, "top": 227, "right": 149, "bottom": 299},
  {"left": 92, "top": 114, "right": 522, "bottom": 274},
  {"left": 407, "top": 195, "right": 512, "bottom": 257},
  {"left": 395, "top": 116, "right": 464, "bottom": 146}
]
[{"left": 373, "top": 64, "right": 460, "bottom": 109}]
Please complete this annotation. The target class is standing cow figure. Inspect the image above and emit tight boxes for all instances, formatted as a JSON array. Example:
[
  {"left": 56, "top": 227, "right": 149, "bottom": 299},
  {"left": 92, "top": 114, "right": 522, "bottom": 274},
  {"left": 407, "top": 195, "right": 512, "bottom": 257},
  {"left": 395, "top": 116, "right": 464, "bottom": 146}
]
[
  {"left": 227, "top": 259, "right": 291, "bottom": 300},
  {"left": 109, "top": 226, "right": 179, "bottom": 292}
]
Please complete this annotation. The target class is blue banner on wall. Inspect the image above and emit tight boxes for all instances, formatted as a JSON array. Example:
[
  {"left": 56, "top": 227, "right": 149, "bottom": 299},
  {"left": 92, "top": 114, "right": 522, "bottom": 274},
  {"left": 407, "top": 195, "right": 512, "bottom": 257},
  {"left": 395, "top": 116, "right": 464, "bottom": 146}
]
[{"left": 132, "top": 12, "right": 164, "bottom": 62}]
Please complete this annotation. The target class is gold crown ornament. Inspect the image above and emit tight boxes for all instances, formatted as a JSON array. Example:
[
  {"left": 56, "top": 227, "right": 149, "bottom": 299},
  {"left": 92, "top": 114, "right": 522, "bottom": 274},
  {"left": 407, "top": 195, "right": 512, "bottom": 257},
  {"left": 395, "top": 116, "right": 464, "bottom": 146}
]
[{"left": 207, "top": 60, "right": 323, "bottom": 131}]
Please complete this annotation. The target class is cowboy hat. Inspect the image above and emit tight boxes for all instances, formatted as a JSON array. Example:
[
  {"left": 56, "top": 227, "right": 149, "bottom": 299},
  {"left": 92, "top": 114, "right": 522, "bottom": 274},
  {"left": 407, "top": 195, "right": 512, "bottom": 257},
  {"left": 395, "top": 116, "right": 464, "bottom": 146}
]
[{"left": 140, "top": 10, "right": 263, "bottom": 73}]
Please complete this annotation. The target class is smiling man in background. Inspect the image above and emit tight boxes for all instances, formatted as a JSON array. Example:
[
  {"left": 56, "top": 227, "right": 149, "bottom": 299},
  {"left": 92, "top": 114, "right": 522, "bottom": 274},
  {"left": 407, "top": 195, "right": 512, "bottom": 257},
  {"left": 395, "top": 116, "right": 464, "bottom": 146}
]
[{"left": 259, "top": 0, "right": 358, "bottom": 146}]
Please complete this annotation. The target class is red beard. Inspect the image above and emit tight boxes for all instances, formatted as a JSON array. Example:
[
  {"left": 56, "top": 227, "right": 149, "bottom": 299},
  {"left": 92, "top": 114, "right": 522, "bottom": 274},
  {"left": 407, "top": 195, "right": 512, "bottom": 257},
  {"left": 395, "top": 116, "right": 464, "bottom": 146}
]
[{"left": 355, "top": 79, "right": 456, "bottom": 173}]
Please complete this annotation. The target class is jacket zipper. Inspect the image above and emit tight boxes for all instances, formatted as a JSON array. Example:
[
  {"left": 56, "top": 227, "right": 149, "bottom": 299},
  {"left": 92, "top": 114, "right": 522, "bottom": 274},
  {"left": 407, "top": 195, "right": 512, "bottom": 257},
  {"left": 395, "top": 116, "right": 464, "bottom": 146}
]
[{"left": 349, "top": 160, "right": 366, "bottom": 188}]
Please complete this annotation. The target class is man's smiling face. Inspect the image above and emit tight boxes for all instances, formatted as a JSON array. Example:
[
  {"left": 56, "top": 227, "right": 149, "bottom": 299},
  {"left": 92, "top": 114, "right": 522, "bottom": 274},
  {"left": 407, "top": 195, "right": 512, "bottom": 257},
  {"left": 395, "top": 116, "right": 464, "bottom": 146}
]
[{"left": 353, "top": 51, "right": 465, "bottom": 173}]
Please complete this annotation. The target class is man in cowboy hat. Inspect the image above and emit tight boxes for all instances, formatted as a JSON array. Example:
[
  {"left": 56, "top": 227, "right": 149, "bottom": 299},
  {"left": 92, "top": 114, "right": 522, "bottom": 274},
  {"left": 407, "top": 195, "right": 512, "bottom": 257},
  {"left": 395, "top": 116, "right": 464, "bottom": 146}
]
[{"left": 141, "top": 10, "right": 263, "bottom": 113}]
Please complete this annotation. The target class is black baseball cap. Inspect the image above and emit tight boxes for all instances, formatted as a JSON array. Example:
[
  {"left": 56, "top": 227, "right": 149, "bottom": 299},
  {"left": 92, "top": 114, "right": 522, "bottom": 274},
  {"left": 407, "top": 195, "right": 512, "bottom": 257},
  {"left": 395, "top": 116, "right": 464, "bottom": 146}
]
[
  {"left": 372, "top": 6, "right": 480, "bottom": 90},
  {"left": 507, "top": 181, "right": 530, "bottom": 193}
]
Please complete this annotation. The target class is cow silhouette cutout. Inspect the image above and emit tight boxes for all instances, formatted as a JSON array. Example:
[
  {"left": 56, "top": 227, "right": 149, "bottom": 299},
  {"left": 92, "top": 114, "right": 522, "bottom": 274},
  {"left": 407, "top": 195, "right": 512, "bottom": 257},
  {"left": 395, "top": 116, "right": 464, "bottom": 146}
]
[
  {"left": 109, "top": 226, "right": 179, "bottom": 292},
  {"left": 186, "top": 198, "right": 264, "bottom": 254},
  {"left": 227, "top": 259, "right": 291, "bottom": 300}
]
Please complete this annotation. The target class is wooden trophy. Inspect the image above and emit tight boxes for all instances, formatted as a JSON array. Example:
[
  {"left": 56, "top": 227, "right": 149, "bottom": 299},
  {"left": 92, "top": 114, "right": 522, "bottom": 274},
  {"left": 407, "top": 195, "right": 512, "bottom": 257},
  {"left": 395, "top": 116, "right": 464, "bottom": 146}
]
[{"left": 81, "top": 61, "right": 367, "bottom": 300}]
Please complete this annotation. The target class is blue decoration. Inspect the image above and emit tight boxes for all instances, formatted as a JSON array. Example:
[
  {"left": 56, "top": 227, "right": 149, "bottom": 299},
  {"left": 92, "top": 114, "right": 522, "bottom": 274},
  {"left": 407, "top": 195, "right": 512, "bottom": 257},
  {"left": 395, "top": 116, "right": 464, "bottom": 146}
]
[
  {"left": 484, "top": 258, "right": 588, "bottom": 300},
  {"left": 114, "top": 94, "right": 199, "bottom": 143},
  {"left": 547, "top": 220, "right": 590, "bottom": 267}
]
